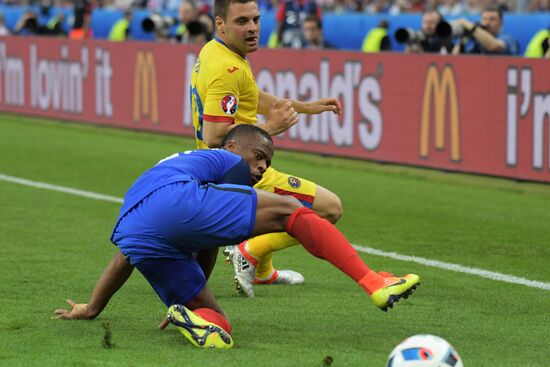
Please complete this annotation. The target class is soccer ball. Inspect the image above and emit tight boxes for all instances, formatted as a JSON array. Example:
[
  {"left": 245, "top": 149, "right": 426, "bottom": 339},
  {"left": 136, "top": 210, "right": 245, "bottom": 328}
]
[{"left": 387, "top": 334, "right": 463, "bottom": 367}]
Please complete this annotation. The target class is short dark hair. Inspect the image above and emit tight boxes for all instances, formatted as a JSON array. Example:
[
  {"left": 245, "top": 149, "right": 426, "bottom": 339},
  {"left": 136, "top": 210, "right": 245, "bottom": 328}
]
[
  {"left": 214, "top": 0, "right": 257, "bottom": 20},
  {"left": 221, "top": 124, "right": 272, "bottom": 147}
]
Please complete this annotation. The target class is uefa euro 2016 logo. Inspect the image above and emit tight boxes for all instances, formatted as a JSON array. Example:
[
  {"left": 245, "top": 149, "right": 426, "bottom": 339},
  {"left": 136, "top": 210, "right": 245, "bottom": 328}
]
[
  {"left": 133, "top": 50, "right": 159, "bottom": 124},
  {"left": 419, "top": 64, "right": 461, "bottom": 163},
  {"left": 221, "top": 95, "right": 238, "bottom": 115}
]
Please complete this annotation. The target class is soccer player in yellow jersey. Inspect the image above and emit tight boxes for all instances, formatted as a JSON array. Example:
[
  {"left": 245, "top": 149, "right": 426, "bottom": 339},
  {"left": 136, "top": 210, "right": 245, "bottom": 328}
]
[{"left": 191, "top": 0, "right": 344, "bottom": 297}]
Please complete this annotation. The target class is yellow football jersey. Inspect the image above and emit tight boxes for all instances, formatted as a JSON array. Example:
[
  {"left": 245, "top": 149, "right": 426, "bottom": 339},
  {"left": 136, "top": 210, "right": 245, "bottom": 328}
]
[
  {"left": 189, "top": 39, "right": 317, "bottom": 207},
  {"left": 190, "top": 38, "right": 259, "bottom": 149},
  {"left": 256, "top": 167, "right": 317, "bottom": 208}
]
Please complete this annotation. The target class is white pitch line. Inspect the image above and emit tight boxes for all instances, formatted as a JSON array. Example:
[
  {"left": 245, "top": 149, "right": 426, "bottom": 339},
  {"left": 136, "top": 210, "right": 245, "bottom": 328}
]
[
  {"left": 1, "top": 172, "right": 549, "bottom": 291},
  {"left": 0, "top": 173, "right": 123, "bottom": 204},
  {"left": 353, "top": 245, "right": 550, "bottom": 291}
]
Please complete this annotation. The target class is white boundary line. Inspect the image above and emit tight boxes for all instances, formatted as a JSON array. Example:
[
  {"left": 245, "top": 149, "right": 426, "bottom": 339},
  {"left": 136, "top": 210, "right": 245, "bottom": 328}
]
[
  {"left": 353, "top": 245, "right": 550, "bottom": 291},
  {"left": 2, "top": 173, "right": 549, "bottom": 291},
  {"left": 0, "top": 173, "right": 123, "bottom": 204}
]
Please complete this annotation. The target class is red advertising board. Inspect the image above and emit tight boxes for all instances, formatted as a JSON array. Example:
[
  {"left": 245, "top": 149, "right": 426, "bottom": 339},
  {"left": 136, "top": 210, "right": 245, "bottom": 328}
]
[
  {"left": 1, "top": 36, "right": 549, "bottom": 183},
  {"left": 0, "top": 37, "right": 199, "bottom": 135}
]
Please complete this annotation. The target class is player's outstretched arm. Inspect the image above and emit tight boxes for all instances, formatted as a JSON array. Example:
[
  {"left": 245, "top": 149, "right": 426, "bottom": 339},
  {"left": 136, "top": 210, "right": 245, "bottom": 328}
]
[
  {"left": 257, "top": 90, "right": 281, "bottom": 115},
  {"left": 301, "top": 97, "right": 342, "bottom": 116},
  {"left": 258, "top": 91, "right": 341, "bottom": 116},
  {"left": 53, "top": 251, "right": 134, "bottom": 320}
]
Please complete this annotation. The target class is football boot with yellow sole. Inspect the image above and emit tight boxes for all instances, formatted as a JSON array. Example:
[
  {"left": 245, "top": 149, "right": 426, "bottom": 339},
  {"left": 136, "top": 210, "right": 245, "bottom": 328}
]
[
  {"left": 370, "top": 273, "right": 420, "bottom": 311},
  {"left": 167, "top": 304, "right": 233, "bottom": 349}
]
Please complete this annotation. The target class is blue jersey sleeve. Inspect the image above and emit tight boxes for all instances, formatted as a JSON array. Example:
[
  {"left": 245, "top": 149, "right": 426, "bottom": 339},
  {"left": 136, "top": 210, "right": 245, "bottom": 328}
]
[
  {"left": 116, "top": 149, "right": 251, "bottom": 224},
  {"left": 169, "top": 149, "right": 250, "bottom": 185},
  {"left": 219, "top": 157, "right": 251, "bottom": 185}
]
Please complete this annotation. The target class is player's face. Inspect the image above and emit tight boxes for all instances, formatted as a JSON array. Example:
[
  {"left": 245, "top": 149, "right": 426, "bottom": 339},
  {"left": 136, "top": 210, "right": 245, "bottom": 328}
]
[
  {"left": 227, "top": 136, "right": 273, "bottom": 185},
  {"left": 216, "top": 2, "right": 260, "bottom": 57}
]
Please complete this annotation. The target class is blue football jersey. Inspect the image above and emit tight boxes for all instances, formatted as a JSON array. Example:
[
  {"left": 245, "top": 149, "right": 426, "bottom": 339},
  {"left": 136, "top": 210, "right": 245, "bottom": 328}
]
[{"left": 117, "top": 149, "right": 250, "bottom": 222}]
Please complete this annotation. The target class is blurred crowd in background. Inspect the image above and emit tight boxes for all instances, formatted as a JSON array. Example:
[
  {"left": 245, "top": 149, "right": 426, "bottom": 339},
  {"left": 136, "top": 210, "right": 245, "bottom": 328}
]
[
  {"left": 1, "top": 0, "right": 549, "bottom": 13},
  {"left": 0, "top": 0, "right": 548, "bottom": 57}
]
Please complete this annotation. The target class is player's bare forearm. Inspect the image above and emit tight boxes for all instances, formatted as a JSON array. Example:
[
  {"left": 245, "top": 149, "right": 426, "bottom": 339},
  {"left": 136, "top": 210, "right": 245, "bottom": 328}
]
[
  {"left": 203, "top": 121, "right": 238, "bottom": 148},
  {"left": 258, "top": 91, "right": 303, "bottom": 114},
  {"left": 86, "top": 251, "right": 134, "bottom": 317},
  {"left": 258, "top": 91, "right": 341, "bottom": 116},
  {"left": 257, "top": 90, "right": 279, "bottom": 115},
  {"left": 54, "top": 251, "right": 134, "bottom": 320},
  {"left": 298, "top": 98, "right": 342, "bottom": 115}
]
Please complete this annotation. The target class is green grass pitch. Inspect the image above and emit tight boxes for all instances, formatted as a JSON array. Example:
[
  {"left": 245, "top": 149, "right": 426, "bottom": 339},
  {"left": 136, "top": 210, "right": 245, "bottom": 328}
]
[{"left": 0, "top": 114, "right": 549, "bottom": 366}]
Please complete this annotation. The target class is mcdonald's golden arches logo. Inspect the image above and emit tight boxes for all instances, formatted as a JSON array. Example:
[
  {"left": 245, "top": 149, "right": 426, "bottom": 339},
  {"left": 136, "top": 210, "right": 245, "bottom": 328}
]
[
  {"left": 420, "top": 64, "right": 460, "bottom": 162},
  {"left": 133, "top": 50, "right": 159, "bottom": 124}
]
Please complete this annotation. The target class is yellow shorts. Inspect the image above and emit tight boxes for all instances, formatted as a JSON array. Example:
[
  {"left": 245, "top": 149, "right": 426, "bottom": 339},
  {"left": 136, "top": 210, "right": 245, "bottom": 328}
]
[{"left": 254, "top": 167, "right": 317, "bottom": 208}]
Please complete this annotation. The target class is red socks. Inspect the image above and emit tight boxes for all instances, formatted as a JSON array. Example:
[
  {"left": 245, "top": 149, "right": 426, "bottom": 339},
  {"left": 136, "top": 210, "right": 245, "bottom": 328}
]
[
  {"left": 286, "top": 207, "right": 385, "bottom": 294},
  {"left": 285, "top": 207, "right": 372, "bottom": 281},
  {"left": 238, "top": 241, "right": 258, "bottom": 266},
  {"left": 193, "top": 308, "right": 232, "bottom": 334}
]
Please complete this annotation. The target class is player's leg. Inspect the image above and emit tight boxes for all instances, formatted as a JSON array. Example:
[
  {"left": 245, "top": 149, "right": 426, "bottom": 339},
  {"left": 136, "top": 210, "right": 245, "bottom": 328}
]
[
  {"left": 252, "top": 189, "right": 420, "bottom": 311},
  {"left": 238, "top": 168, "right": 313, "bottom": 284},
  {"left": 232, "top": 168, "right": 342, "bottom": 290},
  {"left": 252, "top": 184, "right": 342, "bottom": 281},
  {"left": 247, "top": 183, "right": 342, "bottom": 286},
  {"left": 211, "top": 184, "right": 418, "bottom": 308},
  {"left": 227, "top": 183, "right": 305, "bottom": 296},
  {"left": 134, "top": 257, "right": 234, "bottom": 349},
  {"left": 114, "top": 182, "right": 246, "bottom": 349},
  {"left": 167, "top": 288, "right": 234, "bottom": 349}
]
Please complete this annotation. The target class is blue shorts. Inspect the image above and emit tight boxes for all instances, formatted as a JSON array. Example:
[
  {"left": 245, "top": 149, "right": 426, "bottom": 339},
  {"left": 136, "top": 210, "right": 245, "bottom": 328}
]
[
  {"left": 134, "top": 257, "right": 206, "bottom": 306},
  {"left": 113, "top": 181, "right": 257, "bottom": 264}
]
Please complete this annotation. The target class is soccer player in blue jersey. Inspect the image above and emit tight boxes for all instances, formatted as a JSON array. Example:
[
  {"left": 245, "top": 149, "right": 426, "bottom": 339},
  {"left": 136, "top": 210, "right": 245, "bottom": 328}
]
[{"left": 54, "top": 125, "right": 420, "bottom": 349}]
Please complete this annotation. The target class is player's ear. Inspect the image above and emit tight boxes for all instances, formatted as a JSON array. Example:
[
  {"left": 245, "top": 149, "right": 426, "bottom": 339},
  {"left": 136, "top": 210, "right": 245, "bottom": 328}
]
[
  {"left": 215, "top": 16, "right": 225, "bottom": 33},
  {"left": 224, "top": 140, "right": 238, "bottom": 152}
]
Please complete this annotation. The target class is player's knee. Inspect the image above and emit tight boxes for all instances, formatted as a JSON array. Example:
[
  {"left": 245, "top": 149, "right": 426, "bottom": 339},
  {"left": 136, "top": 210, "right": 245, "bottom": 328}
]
[
  {"left": 315, "top": 194, "right": 343, "bottom": 224},
  {"left": 326, "top": 196, "right": 343, "bottom": 223}
]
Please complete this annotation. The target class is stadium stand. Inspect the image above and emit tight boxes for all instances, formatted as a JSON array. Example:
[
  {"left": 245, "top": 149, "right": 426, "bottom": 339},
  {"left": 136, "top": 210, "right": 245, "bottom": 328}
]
[{"left": 0, "top": 5, "right": 548, "bottom": 54}]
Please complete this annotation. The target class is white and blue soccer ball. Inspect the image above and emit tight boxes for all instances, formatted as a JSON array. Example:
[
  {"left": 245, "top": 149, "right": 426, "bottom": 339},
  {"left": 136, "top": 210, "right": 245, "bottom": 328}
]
[{"left": 387, "top": 334, "right": 463, "bottom": 367}]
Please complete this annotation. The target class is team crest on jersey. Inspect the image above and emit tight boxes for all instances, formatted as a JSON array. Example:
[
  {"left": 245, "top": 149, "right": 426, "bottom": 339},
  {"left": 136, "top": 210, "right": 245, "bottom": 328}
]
[
  {"left": 288, "top": 177, "right": 301, "bottom": 188},
  {"left": 221, "top": 95, "right": 238, "bottom": 115}
]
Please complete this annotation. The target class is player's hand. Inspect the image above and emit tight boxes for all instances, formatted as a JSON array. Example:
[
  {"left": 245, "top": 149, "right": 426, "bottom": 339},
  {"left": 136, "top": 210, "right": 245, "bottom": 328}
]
[
  {"left": 265, "top": 100, "right": 299, "bottom": 135},
  {"left": 53, "top": 299, "right": 92, "bottom": 320},
  {"left": 306, "top": 98, "right": 342, "bottom": 116}
]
